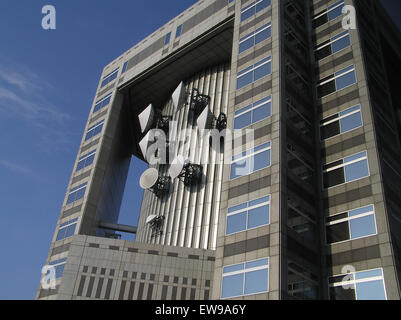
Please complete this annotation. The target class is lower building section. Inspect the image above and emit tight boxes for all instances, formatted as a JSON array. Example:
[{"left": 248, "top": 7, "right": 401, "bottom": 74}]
[{"left": 38, "top": 235, "right": 215, "bottom": 300}]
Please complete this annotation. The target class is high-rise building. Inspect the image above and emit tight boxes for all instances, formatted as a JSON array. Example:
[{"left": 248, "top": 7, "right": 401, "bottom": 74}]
[{"left": 36, "top": 0, "right": 401, "bottom": 300}]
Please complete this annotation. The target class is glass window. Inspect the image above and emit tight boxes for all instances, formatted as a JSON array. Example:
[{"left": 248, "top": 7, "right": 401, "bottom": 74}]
[
  {"left": 165, "top": 32, "right": 171, "bottom": 45},
  {"left": 56, "top": 218, "right": 78, "bottom": 241},
  {"left": 317, "top": 65, "right": 356, "bottom": 98},
  {"left": 93, "top": 93, "right": 112, "bottom": 113},
  {"left": 326, "top": 205, "right": 377, "bottom": 244},
  {"left": 176, "top": 25, "right": 183, "bottom": 38},
  {"left": 313, "top": 1, "right": 345, "bottom": 28},
  {"left": 222, "top": 258, "right": 269, "bottom": 298},
  {"left": 234, "top": 96, "right": 271, "bottom": 129},
  {"left": 323, "top": 151, "right": 369, "bottom": 188},
  {"left": 76, "top": 150, "right": 96, "bottom": 172},
  {"left": 100, "top": 68, "right": 119, "bottom": 88},
  {"left": 315, "top": 31, "right": 350, "bottom": 60},
  {"left": 320, "top": 105, "right": 363, "bottom": 140},
  {"left": 227, "top": 196, "right": 270, "bottom": 235},
  {"left": 231, "top": 142, "right": 271, "bottom": 179},
  {"left": 236, "top": 56, "right": 272, "bottom": 90},
  {"left": 66, "top": 183, "right": 87, "bottom": 205},
  {"left": 49, "top": 258, "right": 67, "bottom": 279},
  {"left": 239, "top": 23, "right": 271, "bottom": 54},
  {"left": 85, "top": 120, "right": 104, "bottom": 141},
  {"left": 329, "top": 268, "right": 387, "bottom": 300},
  {"left": 240, "top": 0, "right": 271, "bottom": 22}
]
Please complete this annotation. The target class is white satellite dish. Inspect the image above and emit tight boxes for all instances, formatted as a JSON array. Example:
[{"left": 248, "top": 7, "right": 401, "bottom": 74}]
[
  {"left": 139, "top": 131, "right": 152, "bottom": 158},
  {"left": 146, "top": 214, "right": 158, "bottom": 224},
  {"left": 196, "top": 106, "right": 213, "bottom": 130},
  {"left": 139, "top": 168, "right": 159, "bottom": 190},
  {"left": 138, "top": 104, "right": 155, "bottom": 133},
  {"left": 169, "top": 155, "right": 186, "bottom": 179},
  {"left": 172, "top": 81, "right": 186, "bottom": 111}
]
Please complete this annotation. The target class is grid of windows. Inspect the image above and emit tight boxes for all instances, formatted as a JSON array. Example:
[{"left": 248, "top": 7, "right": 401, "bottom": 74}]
[
  {"left": 313, "top": 0, "right": 345, "bottom": 28},
  {"left": 100, "top": 68, "right": 119, "bottom": 88},
  {"left": 315, "top": 30, "right": 351, "bottom": 61},
  {"left": 226, "top": 196, "right": 270, "bottom": 235},
  {"left": 326, "top": 205, "right": 377, "bottom": 244},
  {"left": 317, "top": 65, "right": 357, "bottom": 98},
  {"left": 85, "top": 120, "right": 104, "bottom": 141},
  {"left": 323, "top": 151, "right": 369, "bottom": 189},
  {"left": 320, "top": 105, "right": 363, "bottom": 140},
  {"left": 329, "top": 268, "right": 387, "bottom": 300},
  {"left": 66, "top": 183, "right": 87, "bottom": 205},
  {"left": 93, "top": 93, "right": 112, "bottom": 113},
  {"left": 234, "top": 96, "right": 271, "bottom": 129},
  {"left": 49, "top": 258, "right": 67, "bottom": 279},
  {"left": 56, "top": 218, "right": 78, "bottom": 242},
  {"left": 236, "top": 56, "right": 272, "bottom": 90},
  {"left": 231, "top": 142, "right": 271, "bottom": 180},
  {"left": 76, "top": 150, "right": 96, "bottom": 172},
  {"left": 239, "top": 23, "right": 271, "bottom": 54},
  {"left": 222, "top": 258, "right": 269, "bottom": 298},
  {"left": 241, "top": 0, "right": 271, "bottom": 22}
]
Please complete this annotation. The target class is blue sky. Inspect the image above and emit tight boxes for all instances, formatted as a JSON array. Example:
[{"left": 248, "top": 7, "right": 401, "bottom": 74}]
[
  {"left": 0, "top": 0, "right": 197, "bottom": 300},
  {"left": 0, "top": 0, "right": 400, "bottom": 300}
]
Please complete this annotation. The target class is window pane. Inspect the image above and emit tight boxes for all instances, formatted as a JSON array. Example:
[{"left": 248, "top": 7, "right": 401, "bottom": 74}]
[
  {"left": 255, "top": 28, "right": 271, "bottom": 45},
  {"left": 328, "top": 4, "right": 344, "bottom": 21},
  {"left": 247, "top": 205, "right": 270, "bottom": 228},
  {"left": 253, "top": 150, "right": 270, "bottom": 172},
  {"left": 231, "top": 158, "right": 251, "bottom": 179},
  {"left": 332, "top": 36, "right": 350, "bottom": 53},
  {"left": 330, "top": 286, "right": 356, "bottom": 300},
  {"left": 241, "top": 8, "right": 255, "bottom": 22},
  {"left": 326, "top": 221, "right": 350, "bottom": 243},
  {"left": 324, "top": 168, "right": 345, "bottom": 188},
  {"left": 316, "top": 45, "right": 332, "bottom": 60},
  {"left": 55, "top": 264, "right": 66, "bottom": 278},
  {"left": 239, "top": 38, "right": 254, "bottom": 53},
  {"left": 349, "top": 215, "right": 376, "bottom": 239},
  {"left": 321, "top": 121, "right": 340, "bottom": 139},
  {"left": 237, "top": 72, "right": 253, "bottom": 90},
  {"left": 355, "top": 269, "right": 382, "bottom": 280},
  {"left": 252, "top": 102, "right": 271, "bottom": 122},
  {"left": 244, "top": 269, "right": 268, "bottom": 295},
  {"left": 234, "top": 112, "right": 252, "bottom": 129},
  {"left": 318, "top": 80, "right": 336, "bottom": 98},
  {"left": 56, "top": 228, "right": 66, "bottom": 241},
  {"left": 254, "top": 62, "right": 271, "bottom": 81},
  {"left": 256, "top": 0, "right": 269, "bottom": 13},
  {"left": 222, "top": 274, "right": 244, "bottom": 298},
  {"left": 335, "top": 71, "right": 356, "bottom": 90},
  {"left": 345, "top": 160, "right": 369, "bottom": 182},
  {"left": 356, "top": 280, "right": 386, "bottom": 300},
  {"left": 340, "top": 112, "right": 362, "bottom": 133},
  {"left": 313, "top": 14, "right": 328, "bottom": 28},
  {"left": 227, "top": 212, "right": 247, "bottom": 235},
  {"left": 246, "top": 258, "right": 269, "bottom": 269}
]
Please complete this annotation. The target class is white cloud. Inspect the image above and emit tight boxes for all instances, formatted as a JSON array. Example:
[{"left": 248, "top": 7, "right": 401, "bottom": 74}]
[{"left": 0, "top": 160, "right": 33, "bottom": 176}]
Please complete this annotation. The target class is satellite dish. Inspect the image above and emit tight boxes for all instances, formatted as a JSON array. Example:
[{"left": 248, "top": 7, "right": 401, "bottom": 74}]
[
  {"left": 169, "top": 155, "right": 186, "bottom": 179},
  {"left": 197, "top": 106, "right": 213, "bottom": 130},
  {"left": 172, "top": 82, "right": 186, "bottom": 111},
  {"left": 139, "top": 132, "right": 151, "bottom": 158},
  {"left": 146, "top": 214, "right": 158, "bottom": 225},
  {"left": 139, "top": 168, "right": 159, "bottom": 190},
  {"left": 139, "top": 104, "right": 155, "bottom": 133}
]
